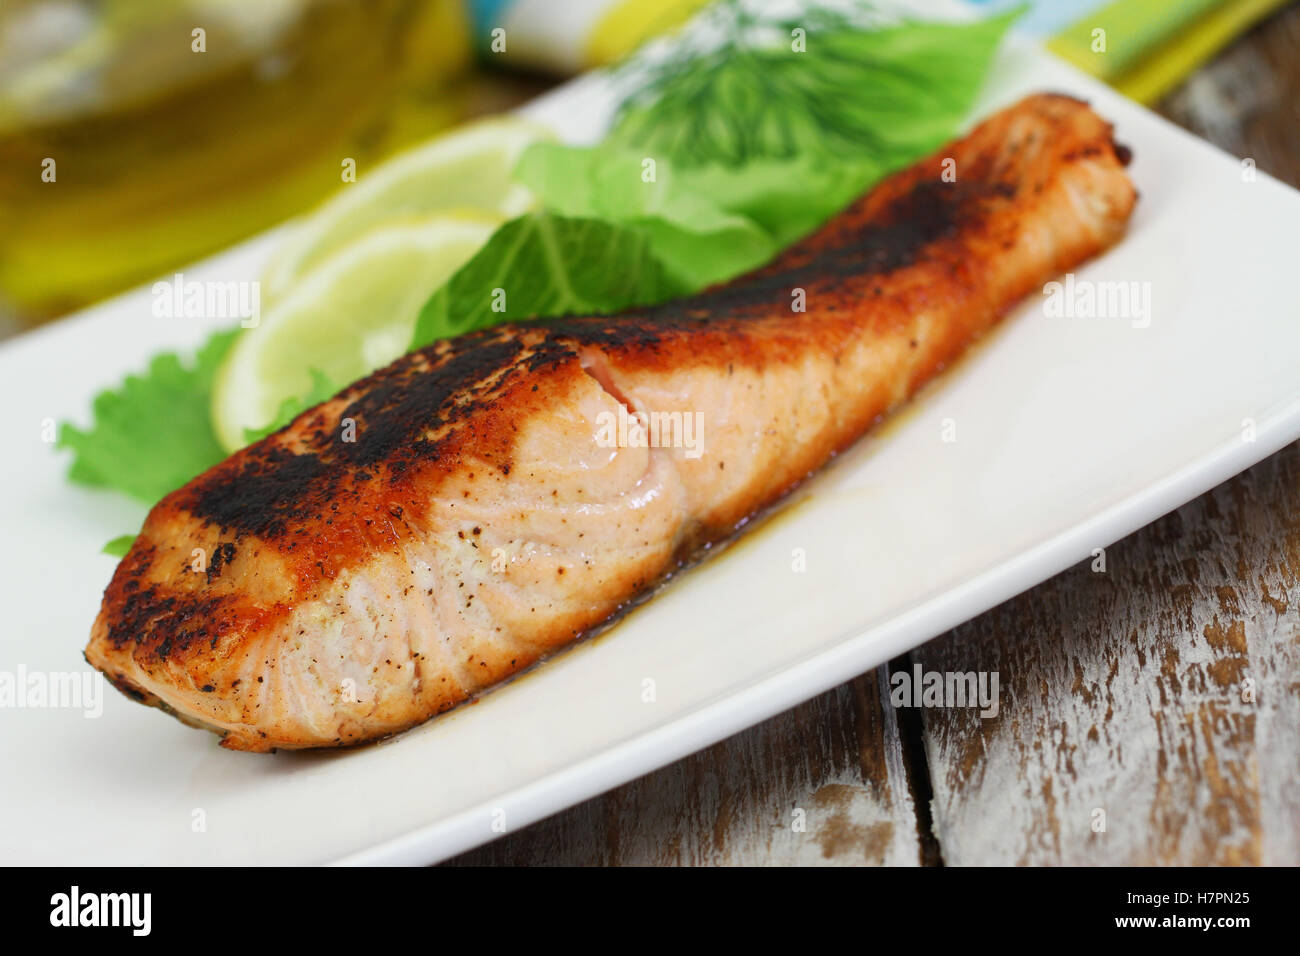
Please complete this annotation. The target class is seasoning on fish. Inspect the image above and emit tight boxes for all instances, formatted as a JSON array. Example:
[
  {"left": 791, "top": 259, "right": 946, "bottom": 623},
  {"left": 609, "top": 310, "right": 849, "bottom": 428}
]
[{"left": 86, "top": 94, "right": 1138, "bottom": 751}]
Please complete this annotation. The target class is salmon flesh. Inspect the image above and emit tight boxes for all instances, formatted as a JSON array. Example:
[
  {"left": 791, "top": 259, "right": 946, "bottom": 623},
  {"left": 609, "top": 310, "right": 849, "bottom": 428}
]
[{"left": 86, "top": 94, "right": 1137, "bottom": 751}]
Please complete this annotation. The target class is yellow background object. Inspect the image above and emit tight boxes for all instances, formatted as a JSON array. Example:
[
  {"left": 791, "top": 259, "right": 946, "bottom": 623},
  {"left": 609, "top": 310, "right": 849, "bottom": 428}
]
[
  {"left": 0, "top": 0, "right": 473, "bottom": 324},
  {"left": 1047, "top": 0, "right": 1292, "bottom": 105},
  {"left": 584, "top": 0, "right": 714, "bottom": 67}
]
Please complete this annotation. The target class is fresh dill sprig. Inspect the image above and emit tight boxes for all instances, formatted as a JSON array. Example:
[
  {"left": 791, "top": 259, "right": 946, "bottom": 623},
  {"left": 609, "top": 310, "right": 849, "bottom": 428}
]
[{"left": 608, "top": 0, "right": 1015, "bottom": 168}]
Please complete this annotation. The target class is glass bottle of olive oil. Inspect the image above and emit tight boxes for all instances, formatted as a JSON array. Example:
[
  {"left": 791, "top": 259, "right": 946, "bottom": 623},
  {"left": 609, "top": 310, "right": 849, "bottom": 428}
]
[{"left": 0, "top": 0, "right": 473, "bottom": 325}]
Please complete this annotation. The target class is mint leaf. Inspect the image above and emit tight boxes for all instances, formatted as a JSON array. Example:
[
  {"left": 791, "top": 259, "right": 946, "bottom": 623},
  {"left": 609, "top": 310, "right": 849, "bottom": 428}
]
[
  {"left": 58, "top": 328, "right": 238, "bottom": 504},
  {"left": 411, "top": 213, "right": 688, "bottom": 350}
]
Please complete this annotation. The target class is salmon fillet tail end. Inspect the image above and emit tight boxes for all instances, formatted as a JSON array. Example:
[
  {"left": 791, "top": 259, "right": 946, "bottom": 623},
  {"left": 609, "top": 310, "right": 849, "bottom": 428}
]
[{"left": 86, "top": 93, "right": 1137, "bottom": 751}]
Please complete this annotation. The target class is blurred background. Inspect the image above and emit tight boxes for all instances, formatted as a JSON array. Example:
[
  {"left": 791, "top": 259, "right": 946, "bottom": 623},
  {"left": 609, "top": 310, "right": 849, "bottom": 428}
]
[{"left": 0, "top": 0, "right": 1295, "bottom": 334}]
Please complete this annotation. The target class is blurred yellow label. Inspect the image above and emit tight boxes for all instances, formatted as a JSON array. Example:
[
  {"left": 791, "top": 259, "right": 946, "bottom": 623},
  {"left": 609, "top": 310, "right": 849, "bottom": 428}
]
[
  {"left": 467, "top": 0, "right": 713, "bottom": 73},
  {"left": 586, "top": 0, "right": 714, "bottom": 66}
]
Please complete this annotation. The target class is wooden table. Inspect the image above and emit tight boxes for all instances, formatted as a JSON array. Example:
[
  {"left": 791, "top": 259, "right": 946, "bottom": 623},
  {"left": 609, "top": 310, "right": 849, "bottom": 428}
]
[{"left": 448, "top": 4, "right": 1300, "bottom": 866}]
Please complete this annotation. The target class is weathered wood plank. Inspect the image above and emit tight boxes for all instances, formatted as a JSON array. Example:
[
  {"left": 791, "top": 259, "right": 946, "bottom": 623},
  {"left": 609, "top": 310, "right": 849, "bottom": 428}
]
[
  {"left": 1160, "top": 1, "right": 1300, "bottom": 180},
  {"left": 452, "top": 4, "right": 1300, "bottom": 866},
  {"left": 445, "top": 667, "right": 923, "bottom": 865},
  {"left": 915, "top": 444, "right": 1300, "bottom": 864},
  {"left": 913, "top": 2, "right": 1300, "bottom": 867}
]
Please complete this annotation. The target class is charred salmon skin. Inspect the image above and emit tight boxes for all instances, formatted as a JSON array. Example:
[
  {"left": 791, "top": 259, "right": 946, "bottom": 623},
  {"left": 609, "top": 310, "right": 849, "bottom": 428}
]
[{"left": 86, "top": 94, "right": 1137, "bottom": 751}]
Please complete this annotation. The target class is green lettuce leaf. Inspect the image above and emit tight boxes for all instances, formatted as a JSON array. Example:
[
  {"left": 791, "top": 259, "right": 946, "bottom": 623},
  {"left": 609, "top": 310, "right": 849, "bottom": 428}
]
[
  {"left": 601, "top": 8, "right": 1021, "bottom": 248},
  {"left": 62, "top": 7, "right": 1022, "bottom": 519},
  {"left": 513, "top": 142, "right": 777, "bottom": 289},
  {"left": 508, "top": 9, "right": 1021, "bottom": 288},
  {"left": 608, "top": 8, "right": 1022, "bottom": 170},
  {"left": 411, "top": 212, "right": 688, "bottom": 349},
  {"left": 102, "top": 535, "right": 137, "bottom": 557}
]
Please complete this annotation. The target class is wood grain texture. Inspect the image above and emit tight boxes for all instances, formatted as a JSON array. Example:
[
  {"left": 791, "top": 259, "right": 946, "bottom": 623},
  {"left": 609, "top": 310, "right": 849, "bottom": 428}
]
[
  {"left": 916, "top": 446, "right": 1300, "bottom": 865},
  {"left": 915, "top": 2, "right": 1300, "bottom": 866},
  {"left": 447, "top": 3, "right": 1300, "bottom": 867},
  {"left": 1160, "top": 1, "right": 1300, "bottom": 180},
  {"left": 446, "top": 669, "right": 923, "bottom": 865}
]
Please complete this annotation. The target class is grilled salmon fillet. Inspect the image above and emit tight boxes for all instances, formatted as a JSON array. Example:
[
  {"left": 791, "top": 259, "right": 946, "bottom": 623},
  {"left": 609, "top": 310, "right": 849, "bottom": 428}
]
[{"left": 86, "top": 93, "right": 1137, "bottom": 751}]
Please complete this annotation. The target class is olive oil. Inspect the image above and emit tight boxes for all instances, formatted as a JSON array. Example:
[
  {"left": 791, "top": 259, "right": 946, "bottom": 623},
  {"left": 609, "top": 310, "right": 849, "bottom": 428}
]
[{"left": 0, "top": 0, "right": 473, "bottom": 323}]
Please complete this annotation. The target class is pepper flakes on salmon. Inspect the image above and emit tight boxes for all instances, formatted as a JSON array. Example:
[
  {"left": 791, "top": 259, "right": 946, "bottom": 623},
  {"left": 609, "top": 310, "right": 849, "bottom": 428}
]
[{"left": 86, "top": 94, "right": 1137, "bottom": 751}]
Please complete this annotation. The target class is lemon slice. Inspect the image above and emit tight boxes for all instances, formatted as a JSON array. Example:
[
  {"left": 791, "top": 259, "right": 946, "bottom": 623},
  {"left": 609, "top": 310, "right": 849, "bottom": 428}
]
[
  {"left": 261, "top": 116, "right": 549, "bottom": 303},
  {"left": 213, "top": 213, "right": 500, "bottom": 452}
]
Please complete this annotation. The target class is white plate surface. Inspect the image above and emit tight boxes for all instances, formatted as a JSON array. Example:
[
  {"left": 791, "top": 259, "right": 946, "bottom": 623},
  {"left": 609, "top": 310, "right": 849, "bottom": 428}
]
[{"left": 3, "top": 42, "right": 1300, "bottom": 865}]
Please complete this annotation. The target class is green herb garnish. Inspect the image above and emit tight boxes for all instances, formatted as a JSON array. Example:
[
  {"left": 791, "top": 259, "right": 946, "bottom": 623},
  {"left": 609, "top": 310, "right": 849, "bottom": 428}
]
[
  {"left": 61, "top": 3, "right": 1020, "bottom": 525},
  {"left": 241, "top": 367, "right": 339, "bottom": 445},
  {"left": 413, "top": 3, "right": 1021, "bottom": 345},
  {"left": 59, "top": 328, "right": 239, "bottom": 505},
  {"left": 102, "top": 535, "right": 137, "bottom": 558},
  {"left": 607, "top": 4, "right": 1020, "bottom": 168},
  {"left": 413, "top": 212, "right": 688, "bottom": 346}
]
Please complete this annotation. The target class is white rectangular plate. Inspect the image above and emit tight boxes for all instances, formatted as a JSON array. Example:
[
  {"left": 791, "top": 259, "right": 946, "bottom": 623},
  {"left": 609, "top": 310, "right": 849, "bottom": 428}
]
[{"left": 3, "top": 40, "right": 1299, "bottom": 866}]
